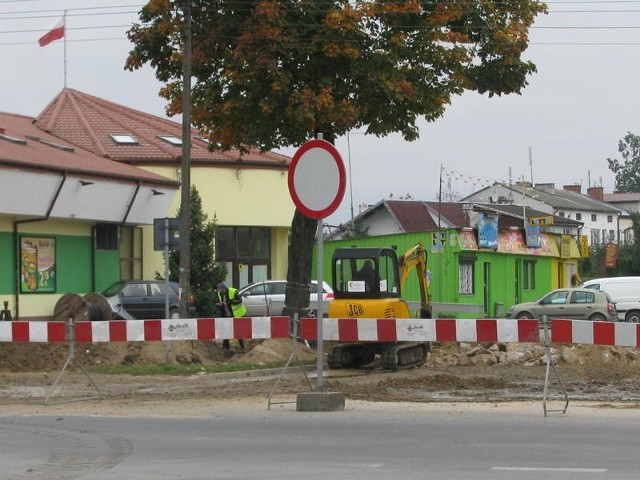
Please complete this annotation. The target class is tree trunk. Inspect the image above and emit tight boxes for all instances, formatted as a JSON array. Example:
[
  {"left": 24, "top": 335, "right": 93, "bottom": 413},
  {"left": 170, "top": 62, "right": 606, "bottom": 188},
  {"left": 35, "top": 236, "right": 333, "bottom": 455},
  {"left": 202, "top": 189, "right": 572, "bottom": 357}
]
[{"left": 283, "top": 209, "right": 318, "bottom": 317}]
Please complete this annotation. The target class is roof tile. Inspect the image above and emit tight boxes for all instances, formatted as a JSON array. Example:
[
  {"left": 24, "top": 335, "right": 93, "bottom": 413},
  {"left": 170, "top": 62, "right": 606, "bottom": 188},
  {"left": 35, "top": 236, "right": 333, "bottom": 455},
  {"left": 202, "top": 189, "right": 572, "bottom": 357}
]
[
  {"left": 34, "top": 88, "right": 291, "bottom": 167},
  {"left": 0, "top": 111, "right": 178, "bottom": 186}
]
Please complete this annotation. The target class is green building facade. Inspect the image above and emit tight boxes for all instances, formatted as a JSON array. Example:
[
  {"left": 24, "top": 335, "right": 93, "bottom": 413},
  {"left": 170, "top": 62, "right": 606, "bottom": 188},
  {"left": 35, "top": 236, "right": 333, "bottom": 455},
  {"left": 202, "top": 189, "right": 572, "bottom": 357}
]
[{"left": 320, "top": 227, "right": 582, "bottom": 318}]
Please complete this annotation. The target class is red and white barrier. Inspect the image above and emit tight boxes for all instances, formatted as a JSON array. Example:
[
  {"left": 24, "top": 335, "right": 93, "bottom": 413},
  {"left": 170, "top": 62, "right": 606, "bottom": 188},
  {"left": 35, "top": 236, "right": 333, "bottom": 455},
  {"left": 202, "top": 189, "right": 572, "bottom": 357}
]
[
  {"left": 2, "top": 317, "right": 638, "bottom": 348},
  {"left": 0, "top": 317, "right": 291, "bottom": 343},
  {"left": 300, "top": 318, "right": 541, "bottom": 344},
  {"left": 551, "top": 318, "right": 640, "bottom": 347}
]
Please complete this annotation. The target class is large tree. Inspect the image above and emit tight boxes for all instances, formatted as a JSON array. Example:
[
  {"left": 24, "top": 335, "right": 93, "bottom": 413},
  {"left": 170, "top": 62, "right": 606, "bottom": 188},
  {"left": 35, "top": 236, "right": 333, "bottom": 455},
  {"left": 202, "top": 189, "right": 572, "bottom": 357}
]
[
  {"left": 607, "top": 132, "right": 640, "bottom": 193},
  {"left": 126, "top": 0, "right": 547, "bottom": 316}
]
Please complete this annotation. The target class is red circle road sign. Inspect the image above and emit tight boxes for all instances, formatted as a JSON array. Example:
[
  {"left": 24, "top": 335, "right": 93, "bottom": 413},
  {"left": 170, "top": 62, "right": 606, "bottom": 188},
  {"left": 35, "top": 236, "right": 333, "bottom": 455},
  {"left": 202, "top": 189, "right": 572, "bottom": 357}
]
[{"left": 288, "top": 139, "right": 346, "bottom": 219}]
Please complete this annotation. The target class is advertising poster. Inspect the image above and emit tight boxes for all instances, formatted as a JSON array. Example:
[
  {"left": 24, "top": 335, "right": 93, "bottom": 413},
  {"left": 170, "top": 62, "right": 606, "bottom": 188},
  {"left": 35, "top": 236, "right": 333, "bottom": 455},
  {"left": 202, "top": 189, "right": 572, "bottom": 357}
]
[
  {"left": 20, "top": 237, "right": 56, "bottom": 293},
  {"left": 478, "top": 213, "right": 498, "bottom": 249}
]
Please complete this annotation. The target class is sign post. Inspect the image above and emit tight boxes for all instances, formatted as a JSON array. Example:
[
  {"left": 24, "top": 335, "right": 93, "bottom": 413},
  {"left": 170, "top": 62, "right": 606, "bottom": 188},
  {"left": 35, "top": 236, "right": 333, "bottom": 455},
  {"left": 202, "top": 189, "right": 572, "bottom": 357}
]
[{"left": 288, "top": 138, "right": 346, "bottom": 396}]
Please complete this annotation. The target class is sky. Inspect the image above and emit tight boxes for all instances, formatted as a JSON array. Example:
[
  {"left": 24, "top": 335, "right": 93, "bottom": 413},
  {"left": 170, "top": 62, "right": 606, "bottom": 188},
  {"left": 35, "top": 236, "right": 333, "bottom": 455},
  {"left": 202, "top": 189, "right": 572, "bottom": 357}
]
[{"left": 2, "top": 0, "right": 639, "bottom": 227}]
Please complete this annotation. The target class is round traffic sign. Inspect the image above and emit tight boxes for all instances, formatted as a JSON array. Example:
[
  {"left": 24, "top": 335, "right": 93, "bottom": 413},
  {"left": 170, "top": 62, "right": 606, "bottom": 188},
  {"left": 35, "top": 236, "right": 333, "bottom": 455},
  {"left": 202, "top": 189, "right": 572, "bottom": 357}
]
[{"left": 288, "top": 139, "right": 346, "bottom": 219}]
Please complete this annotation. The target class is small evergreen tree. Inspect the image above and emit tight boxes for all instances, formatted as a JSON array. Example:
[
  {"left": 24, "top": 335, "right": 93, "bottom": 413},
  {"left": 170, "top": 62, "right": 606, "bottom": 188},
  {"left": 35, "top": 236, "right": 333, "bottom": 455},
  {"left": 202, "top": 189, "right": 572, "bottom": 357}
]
[{"left": 168, "top": 186, "right": 226, "bottom": 317}]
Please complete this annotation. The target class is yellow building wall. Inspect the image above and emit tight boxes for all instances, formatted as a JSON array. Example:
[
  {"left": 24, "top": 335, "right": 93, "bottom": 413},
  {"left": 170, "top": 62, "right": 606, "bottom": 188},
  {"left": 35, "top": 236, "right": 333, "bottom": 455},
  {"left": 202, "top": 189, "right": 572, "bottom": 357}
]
[{"left": 140, "top": 166, "right": 296, "bottom": 281}]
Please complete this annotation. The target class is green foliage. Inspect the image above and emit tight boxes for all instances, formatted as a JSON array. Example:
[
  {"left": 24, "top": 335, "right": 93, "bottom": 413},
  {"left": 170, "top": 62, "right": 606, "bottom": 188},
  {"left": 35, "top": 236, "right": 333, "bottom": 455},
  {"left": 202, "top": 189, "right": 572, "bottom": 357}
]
[
  {"left": 580, "top": 213, "right": 640, "bottom": 277},
  {"left": 169, "top": 186, "right": 226, "bottom": 316},
  {"left": 126, "top": 0, "right": 547, "bottom": 152},
  {"left": 87, "top": 359, "right": 314, "bottom": 376},
  {"left": 607, "top": 132, "right": 640, "bottom": 193}
]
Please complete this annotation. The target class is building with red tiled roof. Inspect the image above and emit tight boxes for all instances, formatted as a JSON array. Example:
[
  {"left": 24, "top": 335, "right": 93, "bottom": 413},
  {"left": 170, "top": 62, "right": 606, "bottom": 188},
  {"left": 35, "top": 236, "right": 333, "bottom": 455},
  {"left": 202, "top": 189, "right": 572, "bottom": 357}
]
[
  {"left": 0, "top": 111, "right": 178, "bottom": 223},
  {"left": 1, "top": 88, "right": 295, "bottom": 320},
  {"left": 0, "top": 109, "right": 180, "bottom": 320},
  {"left": 33, "top": 88, "right": 295, "bottom": 290}
]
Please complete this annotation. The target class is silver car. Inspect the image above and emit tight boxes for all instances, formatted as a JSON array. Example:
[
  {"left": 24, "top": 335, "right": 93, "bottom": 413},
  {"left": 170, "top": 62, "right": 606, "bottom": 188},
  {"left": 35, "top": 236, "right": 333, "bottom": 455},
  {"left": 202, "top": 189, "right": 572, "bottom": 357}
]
[
  {"left": 506, "top": 288, "right": 617, "bottom": 322},
  {"left": 239, "top": 280, "right": 333, "bottom": 317}
]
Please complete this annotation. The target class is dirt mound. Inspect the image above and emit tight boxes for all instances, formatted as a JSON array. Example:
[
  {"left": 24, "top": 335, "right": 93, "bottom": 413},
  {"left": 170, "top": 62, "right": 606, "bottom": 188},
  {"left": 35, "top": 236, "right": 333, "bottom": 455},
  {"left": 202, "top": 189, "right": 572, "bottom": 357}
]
[
  {"left": 1, "top": 337, "right": 638, "bottom": 377},
  {"left": 0, "top": 338, "right": 316, "bottom": 372}
]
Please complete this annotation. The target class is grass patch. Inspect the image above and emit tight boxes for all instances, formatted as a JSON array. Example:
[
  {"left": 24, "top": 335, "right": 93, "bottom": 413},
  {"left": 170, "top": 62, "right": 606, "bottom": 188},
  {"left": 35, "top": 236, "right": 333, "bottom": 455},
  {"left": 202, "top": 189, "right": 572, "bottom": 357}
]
[{"left": 87, "top": 359, "right": 316, "bottom": 376}]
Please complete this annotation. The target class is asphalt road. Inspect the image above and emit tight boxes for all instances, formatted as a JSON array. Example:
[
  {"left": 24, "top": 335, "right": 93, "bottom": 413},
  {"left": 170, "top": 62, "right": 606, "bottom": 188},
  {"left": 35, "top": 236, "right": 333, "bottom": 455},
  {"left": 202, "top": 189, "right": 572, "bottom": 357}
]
[{"left": 0, "top": 403, "right": 638, "bottom": 479}]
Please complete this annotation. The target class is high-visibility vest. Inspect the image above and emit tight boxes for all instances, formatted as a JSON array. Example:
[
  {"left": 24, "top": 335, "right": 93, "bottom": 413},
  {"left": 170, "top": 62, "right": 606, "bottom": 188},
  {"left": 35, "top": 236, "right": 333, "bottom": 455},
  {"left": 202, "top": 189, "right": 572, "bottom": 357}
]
[{"left": 217, "top": 287, "right": 247, "bottom": 317}]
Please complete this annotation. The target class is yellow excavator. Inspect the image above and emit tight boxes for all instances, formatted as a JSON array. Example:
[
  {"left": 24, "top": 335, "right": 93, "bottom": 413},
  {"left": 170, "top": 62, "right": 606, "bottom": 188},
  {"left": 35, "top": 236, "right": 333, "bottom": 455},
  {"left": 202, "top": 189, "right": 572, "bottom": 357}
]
[{"left": 327, "top": 243, "right": 432, "bottom": 370}]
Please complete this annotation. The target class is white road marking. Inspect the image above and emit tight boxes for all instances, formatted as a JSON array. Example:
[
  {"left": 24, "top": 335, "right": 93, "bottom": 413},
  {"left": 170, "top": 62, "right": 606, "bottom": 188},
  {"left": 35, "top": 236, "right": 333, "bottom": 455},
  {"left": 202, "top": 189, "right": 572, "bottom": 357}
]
[{"left": 492, "top": 467, "right": 607, "bottom": 473}]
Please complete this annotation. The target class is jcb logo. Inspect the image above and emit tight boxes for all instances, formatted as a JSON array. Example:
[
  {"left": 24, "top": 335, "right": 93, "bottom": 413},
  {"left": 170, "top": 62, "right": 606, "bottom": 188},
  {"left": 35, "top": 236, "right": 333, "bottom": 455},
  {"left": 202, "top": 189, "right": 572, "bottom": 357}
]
[{"left": 347, "top": 303, "right": 364, "bottom": 317}]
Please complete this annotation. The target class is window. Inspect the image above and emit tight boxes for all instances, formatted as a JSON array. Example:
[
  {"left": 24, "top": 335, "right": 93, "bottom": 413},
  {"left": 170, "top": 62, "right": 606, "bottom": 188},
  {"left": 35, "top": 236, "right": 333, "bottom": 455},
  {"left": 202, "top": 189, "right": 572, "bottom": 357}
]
[
  {"left": 216, "top": 226, "right": 272, "bottom": 287},
  {"left": 110, "top": 134, "right": 138, "bottom": 144},
  {"left": 95, "top": 224, "right": 118, "bottom": 250},
  {"left": 591, "top": 214, "right": 597, "bottom": 222},
  {"left": 575, "top": 213, "right": 582, "bottom": 221},
  {"left": 544, "top": 290, "right": 568, "bottom": 304},
  {"left": 523, "top": 259, "right": 536, "bottom": 290},
  {"left": 458, "top": 259, "right": 474, "bottom": 295},
  {"left": 607, "top": 215, "right": 613, "bottom": 223},
  {"left": 122, "top": 283, "right": 147, "bottom": 297},
  {"left": 609, "top": 230, "right": 616, "bottom": 242},
  {"left": 157, "top": 135, "right": 182, "bottom": 145},
  {"left": 590, "top": 229, "right": 598, "bottom": 245},
  {"left": 570, "top": 291, "right": 595, "bottom": 304},
  {"left": 558, "top": 211, "right": 565, "bottom": 217}
]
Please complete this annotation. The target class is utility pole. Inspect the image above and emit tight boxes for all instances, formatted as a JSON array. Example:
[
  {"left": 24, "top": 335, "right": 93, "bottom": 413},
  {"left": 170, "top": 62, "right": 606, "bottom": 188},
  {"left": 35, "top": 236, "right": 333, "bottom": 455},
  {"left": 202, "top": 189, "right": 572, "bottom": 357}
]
[
  {"left": 179, "top": 0, "right": 192, "bottom": 318},
  {"left": 528, "top": 146, "right": 534, "bottom": 185}
]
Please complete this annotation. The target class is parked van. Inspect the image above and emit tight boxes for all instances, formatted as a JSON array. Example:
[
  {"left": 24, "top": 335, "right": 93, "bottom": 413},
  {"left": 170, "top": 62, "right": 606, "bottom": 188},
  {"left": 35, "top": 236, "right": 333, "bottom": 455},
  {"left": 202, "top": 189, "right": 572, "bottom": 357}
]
[{"left": 581, "top": 277, "right": 640, "bottom": 323}]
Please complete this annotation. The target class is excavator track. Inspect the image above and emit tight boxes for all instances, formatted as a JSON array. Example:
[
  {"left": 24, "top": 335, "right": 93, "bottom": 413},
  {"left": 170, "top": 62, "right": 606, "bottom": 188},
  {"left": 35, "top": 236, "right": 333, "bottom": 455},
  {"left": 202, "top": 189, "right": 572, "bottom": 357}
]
[
  {"left": 327, "top": 343, "right": 377, "bottom": 369},
  {"left": 328, "top": 342, "right": 430, "bottom": 370},
  {"left": 381, "top": 342, "right": 429, "bottom": 370}
]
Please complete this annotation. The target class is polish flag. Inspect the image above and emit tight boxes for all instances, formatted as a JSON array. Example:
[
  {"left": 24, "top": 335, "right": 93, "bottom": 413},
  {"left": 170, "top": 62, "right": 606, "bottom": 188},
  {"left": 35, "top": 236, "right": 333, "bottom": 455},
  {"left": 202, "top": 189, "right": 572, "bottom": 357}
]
[{"left": 38, "top": 17, "right": 65, "bottom": 47}]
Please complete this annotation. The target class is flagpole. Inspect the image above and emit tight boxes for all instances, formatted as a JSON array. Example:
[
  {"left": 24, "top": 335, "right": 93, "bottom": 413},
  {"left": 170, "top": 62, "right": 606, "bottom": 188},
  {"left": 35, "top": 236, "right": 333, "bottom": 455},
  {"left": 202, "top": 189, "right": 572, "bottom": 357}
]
[{"left": 63, "top": 10, "right": 67, "bottom": 88}]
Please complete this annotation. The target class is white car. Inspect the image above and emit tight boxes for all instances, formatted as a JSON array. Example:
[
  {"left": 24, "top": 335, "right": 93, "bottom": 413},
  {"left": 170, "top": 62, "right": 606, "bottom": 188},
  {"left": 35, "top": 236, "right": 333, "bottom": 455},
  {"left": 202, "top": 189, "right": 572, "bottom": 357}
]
[{"left": 239, "top": 280, "right": 333, "bottom": 317}]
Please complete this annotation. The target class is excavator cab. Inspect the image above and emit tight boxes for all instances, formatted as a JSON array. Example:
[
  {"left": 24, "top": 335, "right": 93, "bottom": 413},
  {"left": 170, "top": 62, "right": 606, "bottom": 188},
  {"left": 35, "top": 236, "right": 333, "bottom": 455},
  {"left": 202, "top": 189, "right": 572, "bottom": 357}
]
[
  {"left": 332, "top": 247, "right": 401, "bottom": 299},
  {"left": 329, "top": 247, "right": 411, "bottom": 319}
]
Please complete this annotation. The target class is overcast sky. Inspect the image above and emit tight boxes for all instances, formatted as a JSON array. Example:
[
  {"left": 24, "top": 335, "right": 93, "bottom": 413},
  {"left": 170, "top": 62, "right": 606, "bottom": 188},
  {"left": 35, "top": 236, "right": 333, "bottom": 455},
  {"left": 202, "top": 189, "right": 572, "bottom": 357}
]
[{"left": 2, "top": 0, "right": 638, "bottom": 226}]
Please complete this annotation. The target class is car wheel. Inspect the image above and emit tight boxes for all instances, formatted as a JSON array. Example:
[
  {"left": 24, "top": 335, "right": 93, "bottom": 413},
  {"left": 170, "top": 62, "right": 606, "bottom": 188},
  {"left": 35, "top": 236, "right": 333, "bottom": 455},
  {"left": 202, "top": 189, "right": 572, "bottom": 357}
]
[
  {"left": 589, "top": 313, "right": 606, "bottom": 322},
  {"left": 169, "top": 308, "right": 180, "bottom": 319},
  {"left": 625, "top": 310, "right": 640, "bottom": 323},
  {"left": 517, "top": 312, "right": 533, "bottom": 319}
]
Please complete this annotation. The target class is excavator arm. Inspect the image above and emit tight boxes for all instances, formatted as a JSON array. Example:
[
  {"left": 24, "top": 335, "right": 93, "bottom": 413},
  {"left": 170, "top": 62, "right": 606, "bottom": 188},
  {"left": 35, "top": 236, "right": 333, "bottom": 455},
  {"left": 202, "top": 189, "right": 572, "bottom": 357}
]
[{"left": 398, "top": 243, "right": 432, "bottom": 318}]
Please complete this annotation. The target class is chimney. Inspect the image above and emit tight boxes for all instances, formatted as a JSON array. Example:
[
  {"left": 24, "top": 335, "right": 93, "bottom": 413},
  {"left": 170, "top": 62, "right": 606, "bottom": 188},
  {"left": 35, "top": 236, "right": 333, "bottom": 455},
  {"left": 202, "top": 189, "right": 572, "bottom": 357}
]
[
  {"left": 563, "top": 184, "right": 581, "bottom": 194},
  {"left": 587, "top": 186, "right": 604, "bottom": 201}
]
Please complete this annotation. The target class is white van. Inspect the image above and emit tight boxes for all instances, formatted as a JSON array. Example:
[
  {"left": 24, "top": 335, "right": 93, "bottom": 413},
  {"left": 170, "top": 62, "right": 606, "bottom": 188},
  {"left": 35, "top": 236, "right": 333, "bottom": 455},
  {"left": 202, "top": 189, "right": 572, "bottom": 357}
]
[{"left": 581, "top": 277, "right": 640, "bottom": 323}]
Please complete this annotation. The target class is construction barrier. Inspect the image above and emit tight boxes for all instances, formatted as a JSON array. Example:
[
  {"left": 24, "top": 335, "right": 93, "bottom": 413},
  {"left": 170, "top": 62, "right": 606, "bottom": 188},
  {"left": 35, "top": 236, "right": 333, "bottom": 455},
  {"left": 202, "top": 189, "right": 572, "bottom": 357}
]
[
  {"left": 0, "top": 317, "right": 291, "bottom": 343},
  {"left": 1, "top": 316, "right": 635, "bottom": 411},
  {"left": 3, "top": 317, "right": 637, "bottom": 347},
  {"left": 300, "top": 317, "right": 541, "bottom": 344},
  {"left": 550, "top": 318, "right": 640, "bottom": 347}
]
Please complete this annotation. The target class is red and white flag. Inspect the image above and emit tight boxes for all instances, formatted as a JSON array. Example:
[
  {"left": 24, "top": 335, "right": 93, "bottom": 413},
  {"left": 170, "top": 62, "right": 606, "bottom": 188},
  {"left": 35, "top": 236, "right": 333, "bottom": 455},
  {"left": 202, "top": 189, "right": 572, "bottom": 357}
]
[{"left": 38, "top": 17, "right": 65, "bottom": 47}]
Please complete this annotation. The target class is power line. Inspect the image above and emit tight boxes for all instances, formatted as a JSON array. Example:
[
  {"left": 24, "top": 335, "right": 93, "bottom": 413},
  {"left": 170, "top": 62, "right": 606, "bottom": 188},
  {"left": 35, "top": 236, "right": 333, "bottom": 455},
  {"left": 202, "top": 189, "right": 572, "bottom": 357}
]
[{"left": 3, "top": 1, "right": 640, "bottom": 46}]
